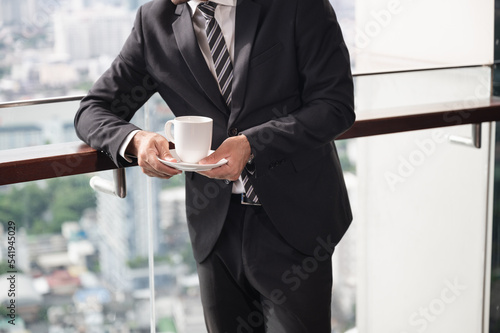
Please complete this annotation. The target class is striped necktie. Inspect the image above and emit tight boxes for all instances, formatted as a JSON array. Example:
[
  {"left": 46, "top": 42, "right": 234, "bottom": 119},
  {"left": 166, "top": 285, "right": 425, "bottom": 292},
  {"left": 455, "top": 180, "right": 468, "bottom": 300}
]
[
  {"left": 198, "top": 1, "right": 233, "bottom": 106},
  {"left": 198, "top": 1, "right": 259, "bottom": 204}
]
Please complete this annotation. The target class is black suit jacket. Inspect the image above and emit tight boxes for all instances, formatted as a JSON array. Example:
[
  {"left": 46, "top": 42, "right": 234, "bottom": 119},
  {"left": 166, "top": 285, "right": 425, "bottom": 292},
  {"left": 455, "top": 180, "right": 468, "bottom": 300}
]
[{"left": 75, "top": 0, "right": 355, "bottom": 262}]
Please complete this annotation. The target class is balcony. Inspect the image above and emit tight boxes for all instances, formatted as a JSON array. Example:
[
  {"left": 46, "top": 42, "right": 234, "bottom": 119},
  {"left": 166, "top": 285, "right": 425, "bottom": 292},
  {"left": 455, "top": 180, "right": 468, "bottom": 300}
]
[{"left": 1, "top": 0, "right": 499, "bottom": 332}]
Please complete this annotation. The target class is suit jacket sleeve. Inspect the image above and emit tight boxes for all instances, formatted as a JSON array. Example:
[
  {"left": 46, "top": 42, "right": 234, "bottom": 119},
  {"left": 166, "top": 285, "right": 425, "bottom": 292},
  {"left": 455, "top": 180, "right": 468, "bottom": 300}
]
[
  {"left": 240, "top": 0, "right": 355, "bottom": 172},
  {"left": 74, "top": 6, "right": 157, "bottom": 167}
]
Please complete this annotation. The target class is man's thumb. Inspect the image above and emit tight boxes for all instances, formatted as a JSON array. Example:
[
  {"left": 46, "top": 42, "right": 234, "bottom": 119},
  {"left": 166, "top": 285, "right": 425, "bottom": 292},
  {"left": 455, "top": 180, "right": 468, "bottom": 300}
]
[
  {"left": 198, "top": 151, "right": 219, "bottom": 165},
  {"left": 160, "top": 150, "right": 177, "bottom": 162}
]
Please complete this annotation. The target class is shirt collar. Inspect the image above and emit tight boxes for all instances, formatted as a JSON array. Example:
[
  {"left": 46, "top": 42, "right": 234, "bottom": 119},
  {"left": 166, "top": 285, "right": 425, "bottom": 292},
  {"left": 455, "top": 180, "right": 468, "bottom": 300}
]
[{"left": 188, "top": 0, "right": 236, "bottom": 16}]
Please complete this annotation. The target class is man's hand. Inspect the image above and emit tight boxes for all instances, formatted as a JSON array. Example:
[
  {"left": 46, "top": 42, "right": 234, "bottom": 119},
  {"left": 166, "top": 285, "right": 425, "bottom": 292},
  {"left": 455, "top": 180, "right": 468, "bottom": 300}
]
[
  {"left": 198, "top": 135, "right": 252, "bottom": 181},
  {"left": 126, "top": 130, "right": 182, "bottom": 179}
]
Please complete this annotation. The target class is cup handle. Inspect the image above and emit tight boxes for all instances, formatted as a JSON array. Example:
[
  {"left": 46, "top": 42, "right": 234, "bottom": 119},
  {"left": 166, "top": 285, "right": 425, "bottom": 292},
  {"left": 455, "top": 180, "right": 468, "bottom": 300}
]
[{"left": 164, "top": 120, "right": 175, "bottom": 143}]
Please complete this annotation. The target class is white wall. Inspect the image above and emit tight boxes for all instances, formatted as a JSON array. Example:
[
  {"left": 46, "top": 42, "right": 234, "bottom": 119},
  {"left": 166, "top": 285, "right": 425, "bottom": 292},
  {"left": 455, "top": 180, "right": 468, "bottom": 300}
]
[{"left": 353, "top": 0, "right": 494, "bottom": 73}]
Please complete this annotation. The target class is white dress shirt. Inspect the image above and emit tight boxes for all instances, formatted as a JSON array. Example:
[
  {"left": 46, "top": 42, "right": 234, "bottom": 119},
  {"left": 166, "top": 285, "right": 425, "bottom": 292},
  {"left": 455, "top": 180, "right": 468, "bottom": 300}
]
[{"left": 119, "top": 0, "right": 244, "bottom": 192}]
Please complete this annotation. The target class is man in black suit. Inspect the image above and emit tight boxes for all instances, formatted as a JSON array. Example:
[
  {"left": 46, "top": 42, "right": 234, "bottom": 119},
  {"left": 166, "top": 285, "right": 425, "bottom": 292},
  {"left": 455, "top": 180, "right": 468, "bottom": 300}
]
[{"left": 75, "top": 0, "right": 354, "bottom": 331}]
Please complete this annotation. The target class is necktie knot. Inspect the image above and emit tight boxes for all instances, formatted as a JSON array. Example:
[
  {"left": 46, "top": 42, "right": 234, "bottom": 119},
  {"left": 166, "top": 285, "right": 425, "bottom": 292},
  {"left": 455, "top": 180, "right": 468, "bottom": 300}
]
[{"left": 198, "top": 2, "right": 217, "bottom": 20}]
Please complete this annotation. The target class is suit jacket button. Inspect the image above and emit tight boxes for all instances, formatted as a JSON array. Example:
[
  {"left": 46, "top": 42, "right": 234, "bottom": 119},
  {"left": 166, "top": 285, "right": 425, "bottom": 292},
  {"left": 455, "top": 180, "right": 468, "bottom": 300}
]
[
  {"left": 224, "top": 180, "right": 230, "bottom": 185},
  {"left": 228, "top": 128, "right": 238, "bottom": 137}
]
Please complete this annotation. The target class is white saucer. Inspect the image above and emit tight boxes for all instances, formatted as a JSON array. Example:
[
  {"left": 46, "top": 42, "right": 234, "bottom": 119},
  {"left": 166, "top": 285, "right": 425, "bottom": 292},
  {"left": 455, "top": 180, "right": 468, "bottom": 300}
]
[{"left": 157, "top": 150, "right": 227, "bottom": 171}]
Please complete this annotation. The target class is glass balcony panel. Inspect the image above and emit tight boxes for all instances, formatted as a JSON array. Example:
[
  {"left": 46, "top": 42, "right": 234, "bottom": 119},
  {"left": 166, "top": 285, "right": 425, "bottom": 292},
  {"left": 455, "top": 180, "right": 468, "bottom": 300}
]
[
  {"left": 0, "top": 174, "right": 153, "bottom": 331},
  {"left": 0, "top": 166, "right": 190, "bottom": 331},
  {"left": 354, "top": 66, "right": 492, "bottom": 113},
  {"left": 353, "top": 123, "right": 494, "bottom": 332},
  {"left": 339, "top": 66, "right": 495, "bottom": 332},
  {"left": 0, "top": 100, "right": 81, "bottom": 149}
]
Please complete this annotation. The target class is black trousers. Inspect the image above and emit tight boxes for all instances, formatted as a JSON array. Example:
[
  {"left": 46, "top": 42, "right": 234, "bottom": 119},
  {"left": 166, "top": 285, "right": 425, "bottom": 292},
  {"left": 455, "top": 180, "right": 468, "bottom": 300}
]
[{"left": 197, "top": 195, "right": 334, "bottom": 333}]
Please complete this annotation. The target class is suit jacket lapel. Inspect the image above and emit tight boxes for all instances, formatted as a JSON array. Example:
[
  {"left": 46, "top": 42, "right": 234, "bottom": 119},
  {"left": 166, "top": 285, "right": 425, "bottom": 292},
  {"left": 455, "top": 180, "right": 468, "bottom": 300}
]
[
  {"left": 229, "top": 0, "right": 261, "bottom": 125},
  {"left": 172, "top": 4, "right": 229, "bottom": 115}
]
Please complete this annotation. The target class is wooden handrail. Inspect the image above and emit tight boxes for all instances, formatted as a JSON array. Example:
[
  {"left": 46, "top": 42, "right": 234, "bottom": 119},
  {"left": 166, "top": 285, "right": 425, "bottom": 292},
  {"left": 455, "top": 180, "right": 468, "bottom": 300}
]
[
  {"left": 0, "top": 142, "right": 119, "bottom": 185},
  {"left": 338, "top": 97, "right": 500, "bottom": 139},
  {"left": 1, "top": 97, "right": 500, "bottom": 186}
]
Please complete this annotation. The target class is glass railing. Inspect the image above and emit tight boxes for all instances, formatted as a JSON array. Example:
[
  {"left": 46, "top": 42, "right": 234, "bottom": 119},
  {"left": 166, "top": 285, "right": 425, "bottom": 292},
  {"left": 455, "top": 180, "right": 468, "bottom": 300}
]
[{"left": 1, "top": 69, "right": 500, "bottom": 332}]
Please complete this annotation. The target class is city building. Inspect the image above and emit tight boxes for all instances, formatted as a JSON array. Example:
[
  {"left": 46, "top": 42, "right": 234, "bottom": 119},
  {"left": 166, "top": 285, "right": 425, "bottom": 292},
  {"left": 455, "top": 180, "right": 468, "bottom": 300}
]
[
  {"left": 53, "top": 6, "right": 133, "bottom": 60},
  {"left": 0, "top": 125, "right": 42, "bottom": 149},
  {"left": 94, "top": 166, "right": 162, "bottom": 292}
]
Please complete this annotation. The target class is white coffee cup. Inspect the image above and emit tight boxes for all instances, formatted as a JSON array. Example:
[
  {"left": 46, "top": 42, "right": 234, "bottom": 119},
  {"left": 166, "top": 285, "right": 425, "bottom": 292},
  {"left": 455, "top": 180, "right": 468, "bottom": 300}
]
[{"left": 164, "top": 116, "right": 213, "bottom": 163}]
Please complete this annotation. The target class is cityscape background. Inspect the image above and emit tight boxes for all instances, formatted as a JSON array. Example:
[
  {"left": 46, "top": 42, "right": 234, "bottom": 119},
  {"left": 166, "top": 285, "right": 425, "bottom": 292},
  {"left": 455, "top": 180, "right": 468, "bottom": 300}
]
[
  {"left": 0, "top": 0, "right": 357, "bottom": 332},
  {"left": 0, "top": 0, "right": 355, "bottom": 103}
]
